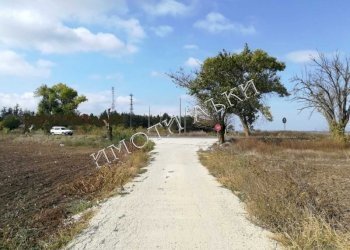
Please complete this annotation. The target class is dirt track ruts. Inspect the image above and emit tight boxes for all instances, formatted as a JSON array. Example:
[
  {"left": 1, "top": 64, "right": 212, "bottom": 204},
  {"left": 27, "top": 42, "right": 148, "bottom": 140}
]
[{"left": 68, "top": 138, "right": 277, "bottom": 250}]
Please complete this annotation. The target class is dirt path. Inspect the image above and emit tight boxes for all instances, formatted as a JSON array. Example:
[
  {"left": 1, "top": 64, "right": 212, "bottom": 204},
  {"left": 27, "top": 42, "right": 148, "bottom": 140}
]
[{"left": 68, "top": 138, "right": 277, "bottom": 250}]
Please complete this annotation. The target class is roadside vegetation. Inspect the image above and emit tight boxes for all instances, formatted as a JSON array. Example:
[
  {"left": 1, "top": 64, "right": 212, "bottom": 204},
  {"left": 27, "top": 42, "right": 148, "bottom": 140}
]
[
  {"left": 0, "top": 128, "right": 154, "bottom": 249},
  {"left": 200, "top": 133, "right": 350, "bottom": 249}
]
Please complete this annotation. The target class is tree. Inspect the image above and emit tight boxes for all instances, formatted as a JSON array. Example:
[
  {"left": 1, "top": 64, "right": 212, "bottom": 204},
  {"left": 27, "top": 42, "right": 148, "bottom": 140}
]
[
  {"left": 0, "top": 105, "right": 24, "bottom": 117},
  {"left": 292, "top": 53, "right": 350, "bottom": 141},
  {"left": 169, "top": 44, "right": 289, "bottom": 143},
  {"left": 35, "top": 83, "right": 87, "bottom": 115},
  {"left": 2, "top": 115, "right": 21, "bottom": 130}
]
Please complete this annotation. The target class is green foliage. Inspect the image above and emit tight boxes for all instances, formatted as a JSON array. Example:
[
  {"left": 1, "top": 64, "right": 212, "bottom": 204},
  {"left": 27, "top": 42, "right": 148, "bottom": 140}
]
[
  {"left": 35, "top": 83, "right": 87, "bottom": 115},
  {"left": 22, "top": 111, "right": 204, "bottom": 134},
  {"left": 170, "top": 44, "right": 289, "bottom": 138},
  {"left": 66, "top": 199, "right": 93, "bottom": 215},
  {"left": 42, "top": 120, "right": 52, "bottom": 134},
  {"left": 197, "top": 45, "right": 288, "bottom": 126},
  {"left": 2, "top": 115, "right": 21, "bottom": 130},
  {"left": 112, "top": 126, "right": 135, "bottom": 142},
  {"left": 141, "top": 139, "right": 155, "bottom": 152}
]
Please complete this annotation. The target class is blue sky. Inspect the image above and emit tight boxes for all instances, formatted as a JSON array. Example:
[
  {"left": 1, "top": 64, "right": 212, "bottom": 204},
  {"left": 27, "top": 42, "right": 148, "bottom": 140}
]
[{"left": 0, "top": 0, "right": 349, "bottom": 131}]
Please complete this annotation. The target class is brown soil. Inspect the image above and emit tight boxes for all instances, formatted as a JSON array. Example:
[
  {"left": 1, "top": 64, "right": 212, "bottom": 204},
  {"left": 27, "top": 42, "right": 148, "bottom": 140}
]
[{"left": 0, "top": 138, "right": 97, "bottom": 248}]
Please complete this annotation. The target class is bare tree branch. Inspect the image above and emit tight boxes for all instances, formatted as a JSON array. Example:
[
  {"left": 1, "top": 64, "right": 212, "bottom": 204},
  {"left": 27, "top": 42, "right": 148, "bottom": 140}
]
[{"left": 292, "top": 52, "right": 350, "bottom": 139}]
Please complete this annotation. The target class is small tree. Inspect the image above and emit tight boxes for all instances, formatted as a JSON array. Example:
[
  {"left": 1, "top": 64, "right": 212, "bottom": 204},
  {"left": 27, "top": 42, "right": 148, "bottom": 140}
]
[
  {"left": 292, "top": 53, "right": 350, "bottom": 141},
  {"left": 35, "top": 83, "right": 87, "bottom": 115},
  {"left": 2, "top": 115, "right": 21, "bottom": 130}
]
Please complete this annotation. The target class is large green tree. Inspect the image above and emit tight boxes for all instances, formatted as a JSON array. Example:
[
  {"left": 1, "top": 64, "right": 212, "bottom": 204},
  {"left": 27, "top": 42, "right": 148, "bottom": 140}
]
[
  {"left": 35, "top": 83, "right": 87, "bottom": 115},
  {"left": 169, "top": 45, "right": 289, "bottom": 143}
]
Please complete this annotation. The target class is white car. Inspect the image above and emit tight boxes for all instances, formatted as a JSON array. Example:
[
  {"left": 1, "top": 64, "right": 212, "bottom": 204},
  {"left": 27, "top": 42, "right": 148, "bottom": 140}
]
[{"left": 50, "top": 126, "right": 73, "bottom": 135}]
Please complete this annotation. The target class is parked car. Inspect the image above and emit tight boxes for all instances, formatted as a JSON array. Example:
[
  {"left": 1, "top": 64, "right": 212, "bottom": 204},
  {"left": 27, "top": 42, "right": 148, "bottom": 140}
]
[{"left": 50, "top": 126, "right": 73, "bottom": 136}]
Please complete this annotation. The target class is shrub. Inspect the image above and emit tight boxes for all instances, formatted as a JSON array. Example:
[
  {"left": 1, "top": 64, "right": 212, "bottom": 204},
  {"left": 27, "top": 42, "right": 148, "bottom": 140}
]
[
  {"left": 112, "top": 126, "right": 135, "bottom": 141},
  {"left": 2, "top": 115, "right": 21, "bottom": 130}
]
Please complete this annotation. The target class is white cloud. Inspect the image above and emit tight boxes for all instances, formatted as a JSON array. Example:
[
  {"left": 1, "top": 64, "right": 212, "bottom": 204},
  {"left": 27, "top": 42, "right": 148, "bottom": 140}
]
[
  {"left": 77, "top": 91, "right": 111, "bottom": 114},
  {"left": 0, "top": 1, "right": 144, "bottom": 55},
  {"left": 109, "top": 17, "right": 146, "bottom": 42},
  {"left": 0, "top": 92, "right": 39, "bottom": 111},
  {"left": 141, "top": 0, "right": 190, "bottom": 16},
  {"left": 150, "top": 71, "right": 165, "bottom": 77},
  {"left": 0, "top": 50, "right": 53, "bottom": 78},
  {"left": 185, "top": 57, "right": 202, "bottom": 68},
  {"left": 0, "top": 0, "right": 129, "bottom": 23},
  {"left": 183, "top": 44, "right": 199, "bottom": 50},
  {"left": 194, "top": 12, "right": 255, "bottom": 34},
  {"left": 286, "top": 50, "right": 319, "bottom": 63},
  {"left": 151, "top": 25, "right": 174, "bottom": 37}
]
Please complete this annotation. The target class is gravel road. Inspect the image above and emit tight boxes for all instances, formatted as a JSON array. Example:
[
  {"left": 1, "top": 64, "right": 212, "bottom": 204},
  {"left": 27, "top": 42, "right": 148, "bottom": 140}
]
[{"left": 68, "top": 138, "right": 277, "bottom": 250}]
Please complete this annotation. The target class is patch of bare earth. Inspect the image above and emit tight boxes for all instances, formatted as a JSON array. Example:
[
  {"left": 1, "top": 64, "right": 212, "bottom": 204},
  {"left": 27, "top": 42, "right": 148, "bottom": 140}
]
[{"left": 0, "top": 137, "right": 150, "bottom": 249}]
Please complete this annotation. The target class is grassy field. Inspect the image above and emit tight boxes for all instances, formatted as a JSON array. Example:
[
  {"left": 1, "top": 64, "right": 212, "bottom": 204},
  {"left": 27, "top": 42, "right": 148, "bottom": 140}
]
[
  {"left": 0, "top": 132, "right": 153, "bottom": 249},
  {"left": 200, "top": 135, "right": 350, "bottom": 249}
]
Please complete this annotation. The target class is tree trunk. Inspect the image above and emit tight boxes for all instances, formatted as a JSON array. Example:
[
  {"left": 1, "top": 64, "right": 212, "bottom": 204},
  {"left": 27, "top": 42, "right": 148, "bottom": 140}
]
[
  {"left": 239, "top": 116, "right": 251, "bottom": 137},
  {"left": 218, "top": 123, "right": 226, "bottom": 144},
  {"left": 103, "top": 119, "right": 113, "bottom": 141},
  {"left": 329, "top": 121, "right": 346, "bottom": 142},
  {"left": 107, "top": 125, "right": 113, "bottom": 141}
]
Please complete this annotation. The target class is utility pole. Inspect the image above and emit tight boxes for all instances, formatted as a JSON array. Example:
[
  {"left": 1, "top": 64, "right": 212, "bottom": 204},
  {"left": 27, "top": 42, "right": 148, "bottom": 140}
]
[
  {"left": 148, "top": 105, "right": 151, "bottom": 127},
  {"left": 184, "top": 106, "right": 187, "bottom": 133},
  {"left": 130, "top": 94, "right": 133, "bottom": 127},
  {"left": 111, "top": 87, "right": 115, "bottom": 111},
  {"left": 179, "top": 97, "right": 182, "bottom": 134}
]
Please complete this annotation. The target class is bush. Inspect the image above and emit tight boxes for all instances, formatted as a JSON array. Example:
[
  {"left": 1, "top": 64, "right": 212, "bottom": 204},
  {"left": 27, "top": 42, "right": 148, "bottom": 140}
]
[
  {"left": 2, "top": 115, "right": 21, "bottom": 130},
  {"left": 112, "top": 126, "right": 135, "bottom": 141}
]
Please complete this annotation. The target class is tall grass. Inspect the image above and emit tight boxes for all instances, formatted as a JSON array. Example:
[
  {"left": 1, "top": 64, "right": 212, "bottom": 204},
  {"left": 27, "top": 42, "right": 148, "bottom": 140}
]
[
  {"left": 61, "top": 150, "right": 151, "bottom": 200},
  {"left": 200, "top": 138, "right": 350, "bottom": 249}
]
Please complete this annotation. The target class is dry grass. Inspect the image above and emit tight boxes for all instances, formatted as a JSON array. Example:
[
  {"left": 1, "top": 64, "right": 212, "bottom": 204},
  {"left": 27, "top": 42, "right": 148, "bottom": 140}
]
[
  {"left": 43, "top": 210, "right": 95, "bottom": 250},
  {"left": 61, "top": 150, "right": 150, "bottom": 201},
  {"left": 200, "top": 137, "right": 350, "bottom": 249}
]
